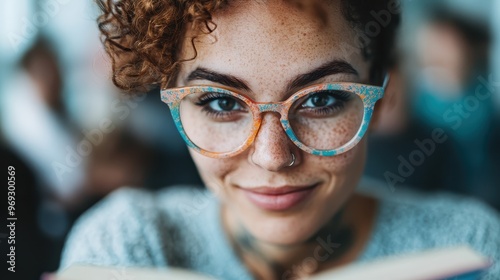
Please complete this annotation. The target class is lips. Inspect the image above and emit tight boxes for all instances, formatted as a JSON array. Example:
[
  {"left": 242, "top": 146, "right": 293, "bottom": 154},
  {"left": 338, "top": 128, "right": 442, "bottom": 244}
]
[{"left": 239, "top": 184, "right": 318, "bottom": 211}]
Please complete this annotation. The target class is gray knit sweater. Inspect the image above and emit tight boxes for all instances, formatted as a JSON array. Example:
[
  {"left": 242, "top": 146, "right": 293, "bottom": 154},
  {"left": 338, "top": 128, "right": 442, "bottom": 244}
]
[{"left": 59, "top": 183, "right": 500, "bottom": 279}]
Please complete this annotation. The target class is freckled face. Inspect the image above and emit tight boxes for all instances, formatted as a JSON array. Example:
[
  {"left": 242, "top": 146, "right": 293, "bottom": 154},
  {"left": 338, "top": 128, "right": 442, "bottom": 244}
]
[{"left": 176, "top": 0, "right": 370, "bottom": 245}]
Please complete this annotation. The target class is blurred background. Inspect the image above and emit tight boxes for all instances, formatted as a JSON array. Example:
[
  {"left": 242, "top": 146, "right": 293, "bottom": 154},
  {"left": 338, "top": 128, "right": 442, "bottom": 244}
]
[{"left": 0, "top": 0, "right": 499, "bottom": 279}]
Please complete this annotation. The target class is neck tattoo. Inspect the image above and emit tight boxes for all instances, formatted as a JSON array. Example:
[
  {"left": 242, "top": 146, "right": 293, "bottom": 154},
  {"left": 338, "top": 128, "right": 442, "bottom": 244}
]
[{"left": 232, "top": 208, "right": 355, "bottom": 279}]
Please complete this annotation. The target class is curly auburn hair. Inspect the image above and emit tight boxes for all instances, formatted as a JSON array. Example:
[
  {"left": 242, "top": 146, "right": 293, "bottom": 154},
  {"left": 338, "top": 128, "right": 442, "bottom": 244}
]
[{"left": 96, "top": 0, "right": 400, "bottom": 93}]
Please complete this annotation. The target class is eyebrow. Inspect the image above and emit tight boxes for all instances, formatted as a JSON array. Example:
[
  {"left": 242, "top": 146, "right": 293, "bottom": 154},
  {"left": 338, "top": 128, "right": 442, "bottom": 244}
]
[
  {"left": 185, "top": 59, "right": 358, "bottom": 92},
  {"left": 186, "top": 68, "right": 251, "bottom": 91},
  {"left": 287, "top": 60, "right": 358, "bottom": 92}
]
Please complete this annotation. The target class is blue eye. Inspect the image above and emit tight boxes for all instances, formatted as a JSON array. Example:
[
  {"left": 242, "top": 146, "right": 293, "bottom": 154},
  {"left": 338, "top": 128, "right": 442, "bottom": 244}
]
[
  {"left": 302, "top": 92, "right": 338, "bottom": 108},
  {"left": 207, "top": 97, "right": 243, "bottom": 112},
  {"left": 296, "top": 90, "right": 352, "bottom": 117},
  {"left": 194, "top": 92, "right": 248, "bottom": 121}
]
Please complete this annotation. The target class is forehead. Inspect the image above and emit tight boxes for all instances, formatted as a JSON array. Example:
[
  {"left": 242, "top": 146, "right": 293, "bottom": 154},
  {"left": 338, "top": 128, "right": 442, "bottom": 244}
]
[{"left": 177, "top": 0, "right": 368, "bottom": 90}]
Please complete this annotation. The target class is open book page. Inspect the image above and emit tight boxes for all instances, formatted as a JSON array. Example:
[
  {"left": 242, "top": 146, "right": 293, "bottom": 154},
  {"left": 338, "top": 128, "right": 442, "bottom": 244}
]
[
  {"left": 56, "top": 246, "right": 491, "bottom": 280},
  {"left": 309, "top": 246, "right": 491, "bottom": 280},
  {"left": 55, "top": 265, "right": 215, "bottom": 280}
]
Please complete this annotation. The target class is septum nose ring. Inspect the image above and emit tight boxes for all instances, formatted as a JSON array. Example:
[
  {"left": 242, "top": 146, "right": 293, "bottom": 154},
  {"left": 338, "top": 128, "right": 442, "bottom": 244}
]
[{"left": 288, "top": 152, "right": 296, "bottom": 167}]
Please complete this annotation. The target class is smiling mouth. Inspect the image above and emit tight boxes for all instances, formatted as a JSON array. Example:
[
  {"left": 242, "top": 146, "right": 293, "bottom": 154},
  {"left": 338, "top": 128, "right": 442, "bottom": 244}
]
[{"left": 239, "top": 183, "right": 319, "bottom": 211}]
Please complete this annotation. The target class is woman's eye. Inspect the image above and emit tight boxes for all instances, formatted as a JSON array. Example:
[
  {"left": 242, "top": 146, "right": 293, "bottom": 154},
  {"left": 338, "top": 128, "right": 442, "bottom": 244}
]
[
  {"left": 301, "top": 92, "right": 338, "bottom": 108},
  {"left": 208, "top": 97, "right": 242, "bottom": 112},
  {"left": 193, "top": 93, "right": 249, "bottom": 121},
  {"left": 293, "top": 90, "right": 352, "bottom": 117}
]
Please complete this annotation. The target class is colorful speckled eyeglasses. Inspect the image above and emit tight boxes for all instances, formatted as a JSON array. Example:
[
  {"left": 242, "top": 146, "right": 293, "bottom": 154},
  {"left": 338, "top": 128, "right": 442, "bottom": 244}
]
[{"left": 161, "top": 78, "right": 387, "bottom": 158}]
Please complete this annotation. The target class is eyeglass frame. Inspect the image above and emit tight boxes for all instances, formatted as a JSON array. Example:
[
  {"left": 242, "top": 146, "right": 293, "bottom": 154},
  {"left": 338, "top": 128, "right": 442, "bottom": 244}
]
[{"left": 160, "top": 76, "right": 389, "bottom": 158}]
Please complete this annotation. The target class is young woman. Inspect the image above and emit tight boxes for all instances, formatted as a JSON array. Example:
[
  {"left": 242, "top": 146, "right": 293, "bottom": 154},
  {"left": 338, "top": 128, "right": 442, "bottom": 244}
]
[{"left": 59, "top": 0, "right": 500, "bottom": 279}]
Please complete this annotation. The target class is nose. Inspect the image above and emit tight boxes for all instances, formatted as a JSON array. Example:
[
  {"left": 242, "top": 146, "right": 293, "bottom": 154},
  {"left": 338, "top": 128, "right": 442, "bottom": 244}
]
[{"left": 250, "top": 113, "right": 296, "bottom": 171}]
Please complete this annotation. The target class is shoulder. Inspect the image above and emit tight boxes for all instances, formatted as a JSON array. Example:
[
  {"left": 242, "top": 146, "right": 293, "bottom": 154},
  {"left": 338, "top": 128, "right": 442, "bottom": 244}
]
[
  {"left": 364, "top": 186, "right": 500, "bottom": 279},
  {"left": 59, "top": 185, "right": 214, "bottom": 270},
  {"left": 377, "top": 191, "right": 500, "bottom": 242}
]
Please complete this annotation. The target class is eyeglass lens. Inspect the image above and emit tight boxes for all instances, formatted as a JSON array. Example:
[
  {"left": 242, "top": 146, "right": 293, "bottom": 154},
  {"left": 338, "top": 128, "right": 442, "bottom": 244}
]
[{"left": 179, "top": 89, "right": 364, "bottom": 153}]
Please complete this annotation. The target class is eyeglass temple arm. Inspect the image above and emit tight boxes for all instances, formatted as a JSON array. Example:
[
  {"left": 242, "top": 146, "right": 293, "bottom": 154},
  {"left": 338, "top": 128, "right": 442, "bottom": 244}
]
[{"left": 382, "top": 73, "right": 390, "bottom": 90}]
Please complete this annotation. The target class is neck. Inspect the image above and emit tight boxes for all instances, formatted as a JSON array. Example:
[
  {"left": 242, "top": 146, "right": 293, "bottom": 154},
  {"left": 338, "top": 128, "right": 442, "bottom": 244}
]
[{"left": 222, "top": 195, "right": 372, "bottom": 280}]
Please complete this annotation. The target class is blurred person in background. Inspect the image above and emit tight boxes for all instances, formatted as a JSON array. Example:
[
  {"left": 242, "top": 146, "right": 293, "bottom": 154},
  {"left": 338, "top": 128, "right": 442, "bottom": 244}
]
[
  {"left": 0, "top": 34, "right": 153, "bottom": 279},
  {"left": 409, "top": 6, "right": 500, "bottom": 209},
  {"left": 0, "top": 35, "right": 81, "bottom": 280},
  {"left": 365, "top": 2, "right": 500, "bottom": 211},
  {"left": 0, "top": 35, "right": 85, "bottom": 236},
  {"left": 364, "top": 62, "right": 459, "bottom": 193}
]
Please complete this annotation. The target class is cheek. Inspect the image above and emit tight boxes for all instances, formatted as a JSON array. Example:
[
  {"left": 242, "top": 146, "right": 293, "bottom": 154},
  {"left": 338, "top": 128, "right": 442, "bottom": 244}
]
[
  {"left": 311, "top": 138, "right": 367, "bottom": 215},
  {"left": 310, "top": 137, "right": 367, "bottom": 175},
  {"left": 189, "top": 150, "right": 236, "bottom": 194}
]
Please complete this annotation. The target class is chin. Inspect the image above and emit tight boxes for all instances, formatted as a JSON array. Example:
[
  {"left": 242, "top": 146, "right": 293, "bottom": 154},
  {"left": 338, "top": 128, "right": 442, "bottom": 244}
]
[
  {"left": 246, "top": 214, "right": 323, "bottom": 245},
  {"left": 233, "top": 193, "right": 338, "bottom": 245}
]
